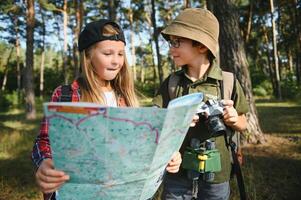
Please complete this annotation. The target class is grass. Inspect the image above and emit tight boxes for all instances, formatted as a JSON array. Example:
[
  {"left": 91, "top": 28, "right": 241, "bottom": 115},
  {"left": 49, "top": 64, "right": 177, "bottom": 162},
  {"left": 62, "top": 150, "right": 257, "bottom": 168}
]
[
  {"left": 229, "top": 100, "right": 301, "bottom": 200},
  {"left": 0, "top": 99, "right": 300, "bottom": 200},
  {"left": 0, "top": 108, "right": 43, "bottom": 200},
  {"left": 256, "top": 100, "right": 301, "bottom": 136}
]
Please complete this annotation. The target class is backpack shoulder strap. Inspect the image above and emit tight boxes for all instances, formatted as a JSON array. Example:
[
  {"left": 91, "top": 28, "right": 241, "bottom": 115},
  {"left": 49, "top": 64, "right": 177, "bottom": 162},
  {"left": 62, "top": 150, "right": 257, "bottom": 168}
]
[
  {"left": 59, "top": 85, "right": 73, "bottom": 102},
  {"left": 221, "top": 71, "right": 235, "bottom": 100},
  {"left": 221, "top": 71, "right": 247, "bottom": 200},
  {"left": 168, "top": 72, "right": 181, "bottom": 100}
]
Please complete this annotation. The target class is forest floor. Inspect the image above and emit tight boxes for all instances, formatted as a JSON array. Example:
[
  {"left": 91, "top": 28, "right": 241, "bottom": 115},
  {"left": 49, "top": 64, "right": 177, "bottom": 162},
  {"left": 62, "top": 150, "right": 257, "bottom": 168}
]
[{"left": 0, "top": 99, "right": 300, "bottom": 200}]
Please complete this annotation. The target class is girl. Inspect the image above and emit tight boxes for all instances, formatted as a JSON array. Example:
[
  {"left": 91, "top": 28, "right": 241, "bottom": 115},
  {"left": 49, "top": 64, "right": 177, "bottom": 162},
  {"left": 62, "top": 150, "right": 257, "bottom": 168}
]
[{"left": 32, "top": 19, "right": 182, "bottom": 200}]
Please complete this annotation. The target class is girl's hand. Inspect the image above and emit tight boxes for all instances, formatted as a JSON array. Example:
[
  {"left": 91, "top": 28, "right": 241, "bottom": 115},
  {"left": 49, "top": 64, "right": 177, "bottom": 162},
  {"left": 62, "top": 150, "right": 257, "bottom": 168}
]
[
  {"left": 166, "top": 152, "right": 182, "bottom": 173},
  {"left": 35, "top": 159, "right": 70, "bottom": 194}
]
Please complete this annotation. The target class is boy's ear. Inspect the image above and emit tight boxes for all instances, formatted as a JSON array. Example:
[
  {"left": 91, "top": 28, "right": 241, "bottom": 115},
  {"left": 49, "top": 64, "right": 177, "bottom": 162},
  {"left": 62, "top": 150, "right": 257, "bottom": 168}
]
[{"left": 198, "top": 45, "right": 208, "bottom": 54}]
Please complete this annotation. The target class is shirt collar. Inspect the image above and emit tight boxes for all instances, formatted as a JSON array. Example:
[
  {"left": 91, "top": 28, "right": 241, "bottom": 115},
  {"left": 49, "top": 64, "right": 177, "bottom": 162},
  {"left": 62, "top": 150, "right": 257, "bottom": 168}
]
[{"left": 179, "top": 61, "right": 223, "bottom": 83}]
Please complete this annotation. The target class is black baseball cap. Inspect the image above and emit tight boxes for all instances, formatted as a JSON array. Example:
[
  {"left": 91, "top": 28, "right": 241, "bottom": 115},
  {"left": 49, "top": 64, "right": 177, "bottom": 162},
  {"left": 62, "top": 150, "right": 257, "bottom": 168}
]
[{"left": 78, "top": 19, "right": 126, "bottom": 52}]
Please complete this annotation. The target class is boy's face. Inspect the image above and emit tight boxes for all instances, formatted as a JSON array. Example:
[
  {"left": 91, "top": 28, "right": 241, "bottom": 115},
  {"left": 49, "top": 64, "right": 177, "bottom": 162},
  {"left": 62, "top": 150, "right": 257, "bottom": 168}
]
[
  {"left": 90, "top": 40, "right": 125, "bottom": 82},
  {"left": 168, "top": 35, "right": 206, "bottom": 67}
]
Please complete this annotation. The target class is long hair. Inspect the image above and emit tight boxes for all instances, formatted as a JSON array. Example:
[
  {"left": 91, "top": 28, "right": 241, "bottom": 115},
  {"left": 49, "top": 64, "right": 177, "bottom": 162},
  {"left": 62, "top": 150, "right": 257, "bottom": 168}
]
[{"left": 78, "top": 24, "right": 139, "bottom": 107}]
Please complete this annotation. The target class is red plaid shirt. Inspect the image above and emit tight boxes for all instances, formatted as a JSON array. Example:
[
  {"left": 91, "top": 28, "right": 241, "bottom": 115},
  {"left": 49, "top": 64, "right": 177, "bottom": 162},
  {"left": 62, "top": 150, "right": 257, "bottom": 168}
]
[
  {"left": 31, "top": 80, "right": 127, "bottom": 200},
  {"left": 31, "top": 80, "right": 81, "bottom": 168}
]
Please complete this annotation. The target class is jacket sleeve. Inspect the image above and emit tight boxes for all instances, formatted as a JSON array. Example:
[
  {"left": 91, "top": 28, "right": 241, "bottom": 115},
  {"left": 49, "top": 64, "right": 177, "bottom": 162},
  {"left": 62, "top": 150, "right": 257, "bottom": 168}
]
[
  {"left": 31, "top": 86, "right": 62, "bottom": 168},
  {"left": 153, "top": 76, "right": 171, "bottom": 108}
]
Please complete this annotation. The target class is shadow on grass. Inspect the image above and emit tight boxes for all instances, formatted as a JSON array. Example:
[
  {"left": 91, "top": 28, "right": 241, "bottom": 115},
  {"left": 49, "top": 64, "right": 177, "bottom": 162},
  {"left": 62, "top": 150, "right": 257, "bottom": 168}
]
[
  {"left": 241, "top": 155, "right": 301, "bottom": 200},
  {"left": 230, "top": 139, "right": 301, "bottom": 200}
]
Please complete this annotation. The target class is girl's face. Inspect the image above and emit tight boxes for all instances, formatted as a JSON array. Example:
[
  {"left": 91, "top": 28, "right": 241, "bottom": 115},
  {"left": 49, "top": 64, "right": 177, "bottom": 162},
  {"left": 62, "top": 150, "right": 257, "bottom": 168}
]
[
  {"left": 168, "top": 36, "right": 202, "bottom": 67},
  {"left": 90, "top": 40, "right": 125, "bottom": 83}
]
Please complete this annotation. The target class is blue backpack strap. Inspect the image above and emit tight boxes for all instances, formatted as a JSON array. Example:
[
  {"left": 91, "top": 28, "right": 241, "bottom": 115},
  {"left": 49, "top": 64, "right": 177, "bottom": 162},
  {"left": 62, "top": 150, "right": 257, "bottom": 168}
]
[{"left": 59, "top": 85, "right": 72, "bottom": 102}]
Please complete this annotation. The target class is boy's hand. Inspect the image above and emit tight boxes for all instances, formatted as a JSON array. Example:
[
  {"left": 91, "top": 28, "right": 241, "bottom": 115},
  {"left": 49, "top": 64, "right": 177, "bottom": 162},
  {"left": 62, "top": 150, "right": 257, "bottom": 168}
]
[
  {"left": 190, "top": 114, "right": 199, "bottom": 127},
  {"left": 35, "top": 159, "right": 69, "bottom": 194},
  {"left": 222, "top": 99, "right": 247, "bottom": 131},
  {"left": 166, "top": 151, "right": 182, "bottom": 173},
  {"left": 222, "top": 100, "right": 238, "bottom": 127}
]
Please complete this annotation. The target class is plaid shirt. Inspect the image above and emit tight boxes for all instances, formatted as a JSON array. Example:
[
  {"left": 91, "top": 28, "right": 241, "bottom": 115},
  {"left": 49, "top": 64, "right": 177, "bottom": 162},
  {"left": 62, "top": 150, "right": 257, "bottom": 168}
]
[
  {"left": 31, "top": 80, "right": 81, "bottom": 200},
  {"left": 31, "top": 80, "right": 127, "bottom": 200},
  {"left": 32, "top": 80, "right": 81, "bottom": 168}
]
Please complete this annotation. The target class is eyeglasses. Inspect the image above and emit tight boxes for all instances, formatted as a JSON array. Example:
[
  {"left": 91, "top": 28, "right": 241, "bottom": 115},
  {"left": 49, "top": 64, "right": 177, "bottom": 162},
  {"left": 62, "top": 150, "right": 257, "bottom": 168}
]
[{"left": 168, "top": 38, "right": 182, "bottom": 48}]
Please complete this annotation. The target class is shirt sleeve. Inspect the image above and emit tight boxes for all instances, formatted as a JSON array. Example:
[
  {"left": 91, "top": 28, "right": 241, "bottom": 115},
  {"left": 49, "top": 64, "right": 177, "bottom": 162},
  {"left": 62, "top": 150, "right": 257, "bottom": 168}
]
[
  {"left": 31, "top": 86, "right": 62, "bottom": 168},
  {"left": 233, "top": 80, "right": 249, "bottom": 115},
  {"left": 152, "top": 76, "right": 171, "bottom": 108}
]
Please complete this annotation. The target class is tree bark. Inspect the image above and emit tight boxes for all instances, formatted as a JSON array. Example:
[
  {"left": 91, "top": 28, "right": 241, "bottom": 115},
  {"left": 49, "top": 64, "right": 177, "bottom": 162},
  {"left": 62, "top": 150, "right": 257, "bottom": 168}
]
[
  {"left": 151, "top": 0, "right": 163, "bottom": 84},
  {"left": 63, "top": 0, "right": 68, "bottom": 84},
  {"left": 73, "top": 0, "right": 83, "bottom": 79},
  {"left": 1, "top": 48, "right": 13, "bottom": 91},
  {"left": 207, "top": 0, "right": 265, "bottom": 144},
  {"left": 293, "top": 0, "right": 301, "bottom": 85},
  {"left": 183, "top": 0, "right": 191, "bottom": 8},
  {"left": 263, "top": 26, "right": 276, "bottom": 93},
  {"left": 129, "top": 7, "right": 137, "bottom": 81},
  {"left": 39, "top": 6, "right": 46, "bottom": 98},
  {"left": 270, "top": 0, "right": 282, "bottom": 99},
  {"left": 25, "top": 0, "right": 36, "bottom": 119},
  {"left": 13, "top": 16, "right": 21, "bottom": 97},
  {"left": 244, "top": 2, "right": 253, "bottom": 43},
  {"left": 108, "top": 0, "right": 117, "bottom": 21},
  {"left": 287, "top": 49, "right": 293, "bottom": 72}
]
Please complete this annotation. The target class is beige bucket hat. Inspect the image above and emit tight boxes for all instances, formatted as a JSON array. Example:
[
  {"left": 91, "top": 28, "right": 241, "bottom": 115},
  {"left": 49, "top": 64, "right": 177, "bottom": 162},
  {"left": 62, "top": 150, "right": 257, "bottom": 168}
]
[{"left": 161, "top": 8, "right": 219, "bottom": 58}]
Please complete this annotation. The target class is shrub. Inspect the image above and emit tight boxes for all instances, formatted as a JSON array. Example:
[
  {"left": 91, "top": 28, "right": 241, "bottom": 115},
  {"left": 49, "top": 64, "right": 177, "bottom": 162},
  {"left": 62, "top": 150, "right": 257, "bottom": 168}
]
[{"left": 0, "top": 91, "right": 22, "bottom": 110}]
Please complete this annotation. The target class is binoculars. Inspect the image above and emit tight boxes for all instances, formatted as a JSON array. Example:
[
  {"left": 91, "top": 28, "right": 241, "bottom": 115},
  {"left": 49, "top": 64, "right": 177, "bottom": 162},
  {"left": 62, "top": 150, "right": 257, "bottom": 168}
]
[{"left": 182, "top": 139, "right": 221, "bottom": 181}]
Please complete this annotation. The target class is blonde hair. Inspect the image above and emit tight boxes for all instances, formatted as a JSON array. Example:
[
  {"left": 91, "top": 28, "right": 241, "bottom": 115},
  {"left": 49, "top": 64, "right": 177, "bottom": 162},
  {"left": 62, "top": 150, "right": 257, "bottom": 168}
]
[{"left": 78, "top": 24, "right": 139, "bottom": 107}]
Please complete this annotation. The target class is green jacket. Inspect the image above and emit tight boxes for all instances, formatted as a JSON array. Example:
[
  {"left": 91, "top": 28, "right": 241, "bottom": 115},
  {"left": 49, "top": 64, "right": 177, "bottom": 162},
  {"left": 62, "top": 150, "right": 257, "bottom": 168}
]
[{"left": 153, "top": 64, "right": 248, "bottom": 183}]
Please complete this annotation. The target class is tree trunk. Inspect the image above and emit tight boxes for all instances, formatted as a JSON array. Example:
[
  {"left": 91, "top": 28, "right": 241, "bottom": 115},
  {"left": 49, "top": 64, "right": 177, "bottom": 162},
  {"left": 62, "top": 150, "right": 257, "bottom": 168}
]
[
  {"left": 183, "top": 0, "right": 191, "bottom": 8},
  {"left": 39, "top": 7, "right": 46, "bottom": 98},
  {"left": 244, "top": 2, "right": 253, "bottom": 43},
  {"left": 287, "top": 49, "right": 293, "bottom": 73},
  {"left": 40, "top": 51, "right": 45, "bottom": 97},
  {"left": 140, "top": 66, "right": 145, "bottom": 83},
  {"left": 270, "top": 0, "right": 282, "bottom": 100},
  {"left": 108, "top": 0, "right": 117, "bottom": 21},
  {"left": 263, "top": 26, "right": 276, "bottom": 93},
  {"left": 129, "top": 7, "right": 137, "bottom": 81},
  {"left": 293, "top": 0, "right": 301, "bottom": 85},
  {"left": 151, "top": 0, "right": 163, "bottom": 84},
  {"left": 14, "top": 16, "right": 21, "bottom": 98},
  {"left": 73, "top": 0, "right": 83, "bottom": 78},
  {"left": 1, "top": 48, "right": 13, "bottom": 91},
  {"left": 63, "top": 0, "right": 68, "bottom": 84},
  {"left": 150, "top": 39, "right": 157, "bottom": 81},
  {"left": 207, "top": 0, "right": 265, "bottom": 144},
  {"left": 25, "top": 0, "right": 36, "bottom": 119}
]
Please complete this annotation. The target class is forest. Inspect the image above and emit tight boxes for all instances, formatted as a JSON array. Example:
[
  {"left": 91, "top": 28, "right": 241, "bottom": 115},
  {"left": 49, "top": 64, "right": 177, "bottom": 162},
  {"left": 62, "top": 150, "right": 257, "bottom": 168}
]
[{"left": 0, "top": 0, "right": 300, "bottom": 200}]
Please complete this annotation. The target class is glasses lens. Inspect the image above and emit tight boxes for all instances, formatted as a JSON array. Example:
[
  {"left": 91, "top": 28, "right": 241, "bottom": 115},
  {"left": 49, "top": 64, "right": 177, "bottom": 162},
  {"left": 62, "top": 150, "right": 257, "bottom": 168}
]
[{"left": 169, "top": 39, "right": 180, "bottom": 48}]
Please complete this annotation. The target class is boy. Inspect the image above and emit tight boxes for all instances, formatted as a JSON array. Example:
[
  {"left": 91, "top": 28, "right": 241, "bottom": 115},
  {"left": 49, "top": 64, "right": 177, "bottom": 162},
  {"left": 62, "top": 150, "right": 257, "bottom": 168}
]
[{"left": 153, "top": 8, "right": 248, "bottom": 200}]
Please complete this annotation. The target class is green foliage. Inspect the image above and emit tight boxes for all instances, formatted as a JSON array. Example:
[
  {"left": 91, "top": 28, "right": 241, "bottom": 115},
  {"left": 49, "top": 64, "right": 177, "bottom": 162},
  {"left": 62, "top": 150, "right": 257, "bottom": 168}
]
[
  {"left": 135, "top": 80, "right": 159, "bottom": 98},
  {"left": 252, "top": 80, "right": 273, "bottom": 97},
  {"left": 281, "top": 73, "right": 301, "bottom": 99},
  {"left": 0, "top": 91, "right": 22, "bottom": 110},
  {"left": 250, "top": 66, "right": 273, "bottom": 97}
]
